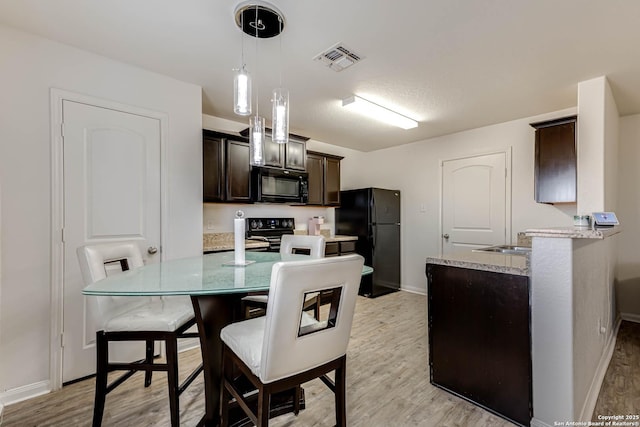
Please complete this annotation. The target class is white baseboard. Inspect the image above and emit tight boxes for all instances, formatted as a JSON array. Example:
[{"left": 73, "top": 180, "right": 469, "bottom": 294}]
[
  {"left": 578, "top": 317, "right": 621, "bottom": 421},
  {"left": 620, "top": 312, "right": 640, "bottom": 323},
  {"left": 400, "top": 287, "right": 426, "bottom": 296},
  {"left": 0, "top": 380, "right": 50, "bottom": 406}
]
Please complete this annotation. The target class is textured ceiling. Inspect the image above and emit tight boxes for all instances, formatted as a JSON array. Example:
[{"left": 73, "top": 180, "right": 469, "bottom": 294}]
[{"left": 2, "top": 1, "right": 640, "bottom": 151}]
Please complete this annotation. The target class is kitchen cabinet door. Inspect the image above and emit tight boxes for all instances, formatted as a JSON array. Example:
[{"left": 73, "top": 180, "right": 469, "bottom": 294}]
[
  {"left": 306, "top": 151, "right": 343, "bottom": 206},
  {"left": 427, "top": 264, "right": 531, "bottom": 426},
  {"left": 531, "top": 116, "right": 577, "bottom": 204},
  {"left": 203, "top": 134, "right": 225, "bottom": 202},
  {"left": 324, "top": 156, "right": 341, "bottom": 206},
  {"left": 226, "top": 139, "right": 252, "bottom": 202},
  {"left": 306, "top": 152, "right": 324, "bottom": 205},
  {"left": 263, "top": 137, "right": 285, "bottom": 168},
  {"left": 285, "top": 139, "right": 307, "bottom": 170}
]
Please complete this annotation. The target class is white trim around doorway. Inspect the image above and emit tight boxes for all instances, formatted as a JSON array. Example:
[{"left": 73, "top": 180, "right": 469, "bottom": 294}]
[{"left": 49, "top": 88, "right": 169, "bottom": 391}]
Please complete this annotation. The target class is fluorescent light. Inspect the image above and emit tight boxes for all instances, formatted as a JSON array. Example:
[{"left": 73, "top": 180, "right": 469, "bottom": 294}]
[{"left": 342, "top": 95, "right": 418, "bottom": 129}]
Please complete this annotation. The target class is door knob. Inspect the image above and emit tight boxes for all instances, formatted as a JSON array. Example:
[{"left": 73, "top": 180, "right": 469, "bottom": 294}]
[
  {"left": 442, "top": 234, "right": 450, "bottom": 240},
  {"left": 147, "top": 246, "right": 158, "bottom": 255}
]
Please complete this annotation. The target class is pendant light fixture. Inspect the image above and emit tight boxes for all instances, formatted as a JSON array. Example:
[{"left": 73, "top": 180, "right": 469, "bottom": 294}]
[
  {"left": 233, "top": 11, "right": 251, "bottom": 116},
  {"left": 271, "top": 14, "right": 289, "bottom": 144},
  {"left": 249, "top": 3, "right": 265, "bottom": 166},
  {"left": 234, "top": 1, "right": 287, "bottom": 163}
]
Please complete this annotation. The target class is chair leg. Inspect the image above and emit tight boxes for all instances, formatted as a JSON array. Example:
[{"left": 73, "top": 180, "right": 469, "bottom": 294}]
[
  {"left": 220, "top": 348, "right": 231, "bottom": 427},
  {"left": 144, "top": 339, "right": 154, "bottom": 387},
  {"left": 257, "top": 387, "right": 270, "bottom": 427},
  {"left": 293, "top": 385, "right": 301, "bottom": 415},
  {"left": 335, "top": 361, "right": 347, "bottom": 427},
  {"left": 165, "top": 337, "right": 180, "bottom": 427},
  {"left": 92, "top": 331, "right": 108, "bottom": 427}
]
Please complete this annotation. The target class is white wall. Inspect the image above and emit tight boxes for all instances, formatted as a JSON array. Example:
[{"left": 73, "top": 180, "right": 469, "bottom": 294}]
[
  {"left": 347, "top": 109, "right": 577, "bottom": 294},
  {"left": 616, "top": 114, "right": 640, "bottom": 318},
  {"left": 0, "top": 24, "right": 202, "bottom": 400},
  {"left": 576, "top": 76, "right": 619, "bottom": 215},
  {"left": 530, "top": 235, "right": 618, "bottom": 426},
  {"left": 604, "top": 80, "right": 619, "bottom": 212}
]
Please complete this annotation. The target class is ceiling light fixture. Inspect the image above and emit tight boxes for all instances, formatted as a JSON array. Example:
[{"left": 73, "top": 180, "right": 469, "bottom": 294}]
[
  {"left": 342, "top": 95, "right": 418, "bottom": 130},
  {"left": 234, "top": 1, "right": 288, "bottom": 163}
]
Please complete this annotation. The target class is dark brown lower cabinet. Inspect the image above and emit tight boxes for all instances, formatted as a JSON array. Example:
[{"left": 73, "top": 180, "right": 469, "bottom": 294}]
[{"left": 426, "top": 264, "right": 532, "bottom": 427}]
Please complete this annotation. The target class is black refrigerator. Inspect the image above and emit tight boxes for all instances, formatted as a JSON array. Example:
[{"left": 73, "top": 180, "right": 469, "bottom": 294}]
[{"left": 336, "top": 188, "right": 401, "bottom": 297}]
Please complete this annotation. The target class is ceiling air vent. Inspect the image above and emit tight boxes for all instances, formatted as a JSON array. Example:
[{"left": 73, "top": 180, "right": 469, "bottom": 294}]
[{"left": 313, "top": 43, "right": 364, "bottom": 72}]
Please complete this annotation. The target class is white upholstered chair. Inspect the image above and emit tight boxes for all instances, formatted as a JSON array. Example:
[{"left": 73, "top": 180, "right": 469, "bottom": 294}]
[
  {"left": 77, "top": 242, "right": 202, "bottom": 427},
  {"left": 220, "top": 254, "right": 364, "bottom": 427},
  {"left": 242, "top": 234, "right": 326, "bottom": 318}
]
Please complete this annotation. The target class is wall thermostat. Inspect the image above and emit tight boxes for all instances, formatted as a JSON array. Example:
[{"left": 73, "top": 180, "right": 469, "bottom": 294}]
[{"left": 592, "top": 212, "right": 619, "bottom": 227}]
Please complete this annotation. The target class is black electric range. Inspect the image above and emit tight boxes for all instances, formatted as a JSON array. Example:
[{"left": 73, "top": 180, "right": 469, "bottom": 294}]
[{"left": 245, "top": 217, "right": 295, "bottom": 252}]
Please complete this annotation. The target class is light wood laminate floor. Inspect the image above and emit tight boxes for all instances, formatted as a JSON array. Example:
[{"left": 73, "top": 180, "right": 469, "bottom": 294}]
[{"left": 3, "top": 292, "right": 638, "bottom": 426}]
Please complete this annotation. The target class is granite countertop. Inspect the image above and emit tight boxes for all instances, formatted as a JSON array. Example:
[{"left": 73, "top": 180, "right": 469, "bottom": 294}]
[
  {"left": 203, "top": 232, "right": 357, "bottom": 252},
  {"left": 426, "top": 251, "right": 529, "bottom": 276},
  {"left": 203, "top": 233, "right": 269, "bottom": 253},
  {"left": 525, "top": 226, "right": 621, "bottom": 239}
]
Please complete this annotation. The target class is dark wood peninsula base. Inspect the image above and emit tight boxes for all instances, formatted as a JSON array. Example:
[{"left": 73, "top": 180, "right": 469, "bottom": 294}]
[{"left": 426, "top": 263, "right": 532, "bottom": 427}]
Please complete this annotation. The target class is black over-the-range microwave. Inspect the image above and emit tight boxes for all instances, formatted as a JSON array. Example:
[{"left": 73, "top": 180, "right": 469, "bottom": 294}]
[{"left": 251, "top": 166, "right": 308, "bottom": 204}]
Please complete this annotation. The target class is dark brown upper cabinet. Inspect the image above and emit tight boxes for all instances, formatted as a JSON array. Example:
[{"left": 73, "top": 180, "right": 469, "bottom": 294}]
[
  {"left": 306, "top": 150, "right": 343, "bottom": 206},
  {"left": 263, "top": 137, "right": 285, "bottom": 168},
  {"left": 530, "top": 116, "right": 577, "bottom": 204},
  {"left": 239, "top": 128, "right": 308, "bottom": 171},
  {"left": 285, "top": 138, "right": 307, "bottom": 170},
  {"left": 203, "top": 130, "right": 251, "bottom": 203},
  {"left": 203, "top": 132, "right": 225, "bottom": 202}
]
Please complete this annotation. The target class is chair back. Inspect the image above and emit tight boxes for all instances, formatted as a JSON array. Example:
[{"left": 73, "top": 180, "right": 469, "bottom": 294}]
[
  {"left": 260, "top": 254, "right": 364, "bottom": 383},
  {"left": 279, "top": 234, "right": 325, "bottom": 258},
  {"left": 77, "top": 241, "right": 148, "bottom": 329}
]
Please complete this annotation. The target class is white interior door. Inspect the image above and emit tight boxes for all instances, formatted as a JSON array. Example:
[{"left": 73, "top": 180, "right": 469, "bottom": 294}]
[
  {"left": 62, "top": 100, "right": 162, "bottom": 382},
  {"left": 442, "top": 152, "right": 508, "bottom": 255}
]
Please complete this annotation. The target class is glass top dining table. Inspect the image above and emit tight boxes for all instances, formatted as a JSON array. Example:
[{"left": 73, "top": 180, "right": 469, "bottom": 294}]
[
  {"left": 83, "top": 251, "right": 373, "bottom": 296},
  {"left": 82, "top": 251, "right": 372, "bottom": 426}
]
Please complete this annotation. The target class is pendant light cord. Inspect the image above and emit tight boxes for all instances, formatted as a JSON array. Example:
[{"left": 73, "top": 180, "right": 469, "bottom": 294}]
[
  {"left": 254, "top": 4, "right": 259, "bottom": 117},
  {"left": 278, "top": 16, "right": 283, "bottom": 88}
]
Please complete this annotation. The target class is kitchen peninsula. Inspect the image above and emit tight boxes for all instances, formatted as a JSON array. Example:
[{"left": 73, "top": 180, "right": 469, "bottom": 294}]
[
  {"left": 426, "top": 249, "right": 531, "bottom": 426},
  {"left": 425, "top": 225, "right": 621, "bottom": 427}
]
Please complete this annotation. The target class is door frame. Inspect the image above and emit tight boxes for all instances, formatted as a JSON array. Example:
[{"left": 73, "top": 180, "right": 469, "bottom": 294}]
[
  {"left": 439, "top": 148, "right": 512, "bottom": 256},
  {"left": 49, "top": 88, "right": 169, "bottom": 390}
]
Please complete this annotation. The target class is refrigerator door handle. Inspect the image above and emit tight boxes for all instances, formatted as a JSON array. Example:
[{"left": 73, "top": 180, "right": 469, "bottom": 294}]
[{"left": 370, "top": 225, "right": 375, "bottom": 250}]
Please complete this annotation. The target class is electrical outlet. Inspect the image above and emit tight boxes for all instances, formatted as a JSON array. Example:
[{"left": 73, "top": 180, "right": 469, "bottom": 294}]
[{"left": 207, "top": 221, "right": 214, "bottom": 230}]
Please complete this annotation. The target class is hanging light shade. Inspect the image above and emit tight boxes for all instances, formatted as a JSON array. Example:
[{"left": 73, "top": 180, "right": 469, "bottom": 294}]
[
  {"left": 249, "top": 115, "right": 265, "bottom": 166},
  {"left": 271, "top": 88, "right": 289, "bottom": 144},
  {"left": 234, "top": 66, "right": 252, "bottom": 116}
]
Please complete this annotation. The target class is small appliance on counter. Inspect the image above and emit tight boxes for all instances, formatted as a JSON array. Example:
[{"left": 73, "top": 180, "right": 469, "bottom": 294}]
[
  {"left": 308, "top": 216, "right": 324, "bottom": 236},
  {"left": 592, "top": 211, "right": 619, "bottom": 227}
]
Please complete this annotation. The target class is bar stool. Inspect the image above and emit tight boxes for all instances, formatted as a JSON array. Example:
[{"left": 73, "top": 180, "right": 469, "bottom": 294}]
[
  {"left": 220, "top": 254, "right": 364, "bottom": 426},
  {"left": 77, "top": 241, "right": 203, "bottom": 427}
]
